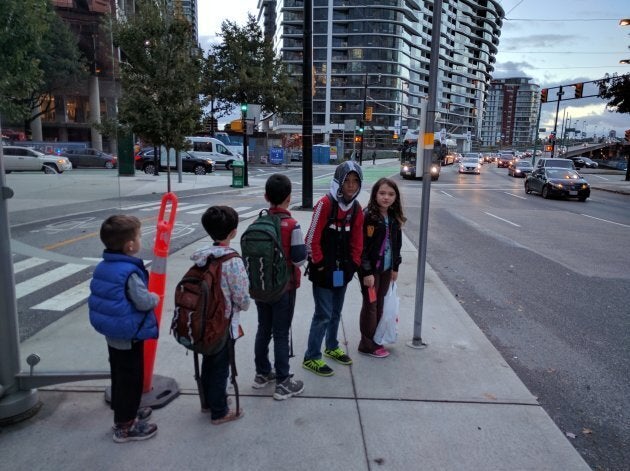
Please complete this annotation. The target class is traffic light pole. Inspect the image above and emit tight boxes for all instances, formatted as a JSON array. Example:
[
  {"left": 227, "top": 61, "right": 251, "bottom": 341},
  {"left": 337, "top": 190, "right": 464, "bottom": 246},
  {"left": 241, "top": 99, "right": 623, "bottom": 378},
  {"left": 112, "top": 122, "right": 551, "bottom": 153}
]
[
  {"left": 359, "top": 71, "right": 368, "bottom": 165},
  {"left": 550, "top": 86, "right": 563, "bottom": 157}
]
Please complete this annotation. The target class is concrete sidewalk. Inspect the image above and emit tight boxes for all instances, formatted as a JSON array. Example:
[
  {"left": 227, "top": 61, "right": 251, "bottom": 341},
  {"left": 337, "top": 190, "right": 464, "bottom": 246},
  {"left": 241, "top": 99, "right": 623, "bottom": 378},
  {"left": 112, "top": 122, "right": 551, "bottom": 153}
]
[{"left": 1, "top": 186, "right": 590, "bottom": 470}]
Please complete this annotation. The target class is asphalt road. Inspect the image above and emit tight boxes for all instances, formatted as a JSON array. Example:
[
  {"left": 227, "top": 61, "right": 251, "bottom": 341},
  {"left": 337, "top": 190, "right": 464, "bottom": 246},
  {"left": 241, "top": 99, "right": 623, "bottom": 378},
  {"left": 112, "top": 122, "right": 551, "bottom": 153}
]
[{"left": 398, "top": 162, "right": 629, "bottom": 471}]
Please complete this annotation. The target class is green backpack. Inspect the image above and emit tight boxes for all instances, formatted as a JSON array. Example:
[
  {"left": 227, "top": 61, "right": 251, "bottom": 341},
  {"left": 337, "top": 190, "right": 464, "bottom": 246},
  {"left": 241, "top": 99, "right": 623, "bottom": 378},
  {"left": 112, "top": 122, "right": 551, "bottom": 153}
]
[{"left": 241, "top": 209, "right": 290, "bottom": 303}]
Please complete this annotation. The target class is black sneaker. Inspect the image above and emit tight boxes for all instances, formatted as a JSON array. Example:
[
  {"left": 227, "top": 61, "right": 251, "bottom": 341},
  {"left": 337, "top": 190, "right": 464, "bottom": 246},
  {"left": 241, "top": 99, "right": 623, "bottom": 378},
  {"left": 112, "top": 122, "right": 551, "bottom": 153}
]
[
  {"left": 252, "top": 371, "right": 276, "bottom": 389},
  {"left": 324, "top": 347, "right": 353, "bottom": 365},
  {"left": 273, "top": 378, "right": 305, "bottom": 400},
  {"left": 113, "top": 420, "right": 158, "bottom": 443},
  {"left": 302, "top": 359, "right": 334, "bottom": 376}
]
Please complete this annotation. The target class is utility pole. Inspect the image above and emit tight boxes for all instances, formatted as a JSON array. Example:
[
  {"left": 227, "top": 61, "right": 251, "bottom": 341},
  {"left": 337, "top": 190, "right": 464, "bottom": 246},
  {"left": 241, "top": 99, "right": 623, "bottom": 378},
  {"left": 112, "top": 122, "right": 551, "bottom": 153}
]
[{"left": 302, "top": 0, "right": 313, "bottom": 208}]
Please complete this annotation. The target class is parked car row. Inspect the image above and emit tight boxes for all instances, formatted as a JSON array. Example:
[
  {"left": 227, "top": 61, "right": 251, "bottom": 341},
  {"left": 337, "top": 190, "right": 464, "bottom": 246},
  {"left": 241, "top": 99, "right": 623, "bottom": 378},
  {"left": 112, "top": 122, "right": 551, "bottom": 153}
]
[{"left": 61, "top": 148, "right": 117, "bottom": 169}]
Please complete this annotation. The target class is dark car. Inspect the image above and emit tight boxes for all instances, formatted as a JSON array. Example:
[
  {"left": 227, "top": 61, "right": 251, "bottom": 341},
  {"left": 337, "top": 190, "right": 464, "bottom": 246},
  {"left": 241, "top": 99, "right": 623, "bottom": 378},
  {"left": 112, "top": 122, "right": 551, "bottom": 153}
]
[
  {"left": 497, "top": 153, "right": 514, "bottom": 168},
  {"left": 62, "top": 148, "right": 117, "bottom": 169},
  {"left": 135, "top": 149, "right": 214, "bottom": 175},
  {"left": 508, "top": 159, "right": 533, "bottom": 178},
  {"left": 569, "top": 156, "right": 598, "bottom": 169},
  {"left": 524, "top": 168, "right": 590, "bottom": 201}
]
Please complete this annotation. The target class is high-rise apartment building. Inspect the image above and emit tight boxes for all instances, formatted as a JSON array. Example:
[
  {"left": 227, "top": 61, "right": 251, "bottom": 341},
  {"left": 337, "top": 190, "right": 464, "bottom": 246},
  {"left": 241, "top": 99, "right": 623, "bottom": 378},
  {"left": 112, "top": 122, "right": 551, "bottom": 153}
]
[
  {"left": 481, "top": 77, "right": 540, "bottom": 149},
  {"left": 258, "top": 0, "right": 505, "bottom": 151}
]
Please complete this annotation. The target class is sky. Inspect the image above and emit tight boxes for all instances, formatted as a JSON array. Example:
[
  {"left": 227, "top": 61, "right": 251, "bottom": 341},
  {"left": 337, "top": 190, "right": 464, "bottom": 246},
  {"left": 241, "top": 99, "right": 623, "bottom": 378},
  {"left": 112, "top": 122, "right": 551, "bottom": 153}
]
[{"left": 197, "top": 0, "right": 630, "bottom": 137}]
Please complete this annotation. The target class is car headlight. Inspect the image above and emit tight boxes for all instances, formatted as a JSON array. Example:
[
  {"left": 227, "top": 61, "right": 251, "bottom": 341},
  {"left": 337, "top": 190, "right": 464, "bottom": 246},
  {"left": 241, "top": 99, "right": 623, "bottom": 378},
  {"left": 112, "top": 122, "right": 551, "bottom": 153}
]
[
  {"left": 206, "top": 160, "right": 213, "bottom": 165},
  {"left": 550, "top": 182, "right": 564, "bottom": 189},
  {"left": 431, "top": 165, "right": 438, "bottom": 174},
  {"left": 581, "top": 184, "right": 589, "bottom": 189},
  {"left": 402, "top": 165, "right": 409, "bottom": 172}
]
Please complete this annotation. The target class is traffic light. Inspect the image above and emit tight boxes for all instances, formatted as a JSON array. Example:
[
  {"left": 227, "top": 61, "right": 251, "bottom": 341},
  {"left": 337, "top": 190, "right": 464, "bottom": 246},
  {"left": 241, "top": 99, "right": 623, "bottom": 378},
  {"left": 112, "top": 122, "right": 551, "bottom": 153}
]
[
  {"left": 574, "top": 83, "right": 584, "bottom": 99},
  {"left": 540, "top": 88, "right": 548, "bottom": 103},
  {"left": 240, "top": 103, "right": 248, "bottom": 113},
  {"left": 358, "top": 121, "right": 364, "bottom": 133},
  {"left": 354, "top": 135, "right": 362, "bottom": 143},
  {"left": 365, "top": 106, "right": 373, "bottom": 122}
]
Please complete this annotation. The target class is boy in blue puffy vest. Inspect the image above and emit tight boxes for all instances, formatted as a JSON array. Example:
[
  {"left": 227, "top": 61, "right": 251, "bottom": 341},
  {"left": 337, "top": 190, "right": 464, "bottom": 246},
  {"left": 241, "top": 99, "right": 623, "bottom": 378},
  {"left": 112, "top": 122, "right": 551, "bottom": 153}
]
[{"left": 88, "top": 215, "right": 160, "bottom": 443}]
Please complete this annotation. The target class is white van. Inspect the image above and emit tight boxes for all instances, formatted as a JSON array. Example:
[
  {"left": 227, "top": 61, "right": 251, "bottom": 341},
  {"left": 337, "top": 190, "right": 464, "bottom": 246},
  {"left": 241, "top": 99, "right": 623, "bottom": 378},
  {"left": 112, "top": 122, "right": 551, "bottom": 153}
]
[{"left": 185, "top": 137, "right": 242, "bottom": 170}]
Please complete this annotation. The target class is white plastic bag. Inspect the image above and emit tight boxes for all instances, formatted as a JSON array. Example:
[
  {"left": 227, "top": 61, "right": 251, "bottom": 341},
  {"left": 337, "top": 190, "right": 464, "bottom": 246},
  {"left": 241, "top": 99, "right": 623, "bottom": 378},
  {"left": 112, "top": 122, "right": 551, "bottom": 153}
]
[{"left": 373, "top": 282, "right": 399, "bottom": 345}]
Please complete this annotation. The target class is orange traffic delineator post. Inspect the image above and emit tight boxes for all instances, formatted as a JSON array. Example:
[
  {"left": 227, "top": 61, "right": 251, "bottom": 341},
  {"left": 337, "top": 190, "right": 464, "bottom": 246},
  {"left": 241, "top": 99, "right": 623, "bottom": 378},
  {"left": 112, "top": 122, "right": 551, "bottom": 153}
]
[{"left": 143, "top": 192, "right": 178, "bottom": 393}]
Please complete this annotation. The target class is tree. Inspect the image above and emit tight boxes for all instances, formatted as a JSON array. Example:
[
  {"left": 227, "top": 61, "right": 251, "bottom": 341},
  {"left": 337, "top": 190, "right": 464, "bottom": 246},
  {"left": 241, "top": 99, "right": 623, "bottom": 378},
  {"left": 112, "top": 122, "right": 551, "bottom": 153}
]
[
  {"left": 111, "top": 0, "right": 202, "bottom": 155},
  {"left": 203, "top": 14, "right": 298, "bottom": 120},
  {"left": 597, "top": 73, "right": 630, "bottom": 180},
  {"left": 597, "top": 73, "right": 630, "bottom": 114},
  {"left": 0, "top": 0, "right": 48, "bottom": 122},
  {"left": 0, "top": 0, "right": 85, "bottom": 127}
]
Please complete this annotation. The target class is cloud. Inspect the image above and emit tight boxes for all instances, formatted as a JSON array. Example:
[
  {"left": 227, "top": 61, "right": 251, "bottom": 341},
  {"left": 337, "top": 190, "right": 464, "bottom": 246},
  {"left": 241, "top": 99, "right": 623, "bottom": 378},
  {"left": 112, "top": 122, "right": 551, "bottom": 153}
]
[{"left": 499, "top": 34, "right": 579, "bottom": 51}]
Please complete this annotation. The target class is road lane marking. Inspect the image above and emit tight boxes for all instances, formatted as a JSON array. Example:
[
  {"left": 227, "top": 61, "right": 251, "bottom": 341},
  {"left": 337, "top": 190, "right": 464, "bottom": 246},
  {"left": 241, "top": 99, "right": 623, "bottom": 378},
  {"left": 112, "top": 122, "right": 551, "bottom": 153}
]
[
  {"left": 32, "top": 279, "right": 91, "bottom": 311},
  {"left": 439, "top": 191, "right": 454, "bottom": 198},
  {"left": 13, "top": 257, "right": 48, "bottom": 274},
  {"left": 484, "top": 212, "right": 521, "bottom": 227},
  {"left": 504, "top": 191, "right": 527, "bottom": 200},
  {"left": 15, "top": 263, "right": 88, "bottom": 299},
  {"left": 580, "top": 213, "right": 630, "bottom": 228},
  {"left": 186, "top": 205, "right": 251, "bottom": 215},
  {"left": 239, "top": 209, "right": 264, "bottom": 219}
]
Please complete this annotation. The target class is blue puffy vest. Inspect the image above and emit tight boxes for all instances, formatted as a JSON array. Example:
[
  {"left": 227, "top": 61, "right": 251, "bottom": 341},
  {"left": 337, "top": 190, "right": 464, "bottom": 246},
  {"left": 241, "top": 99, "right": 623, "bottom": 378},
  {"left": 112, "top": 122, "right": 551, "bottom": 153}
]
[{"left": 88, "top": 252, "right": 158, "bottom": 340}]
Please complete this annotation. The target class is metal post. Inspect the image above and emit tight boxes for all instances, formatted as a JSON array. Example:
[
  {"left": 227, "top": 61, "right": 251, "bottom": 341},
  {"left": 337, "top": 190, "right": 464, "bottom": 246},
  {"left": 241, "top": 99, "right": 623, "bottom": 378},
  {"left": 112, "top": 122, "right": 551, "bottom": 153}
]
[
  {"left": 359, "top": 71, "right": 367, "bottom": 166},
  {"left": 531, "top": 99, "right": 542, "bottom": 166},
  {"left": 550, "top": 86, "right": 563, "bottom": 157},
  {"left": 408, "top": 0, "right": 443, "bottom": 349},
  {"left": 0, "top": 116, "right": 40, "bottom": 422},
  {"left": 399, "top": 79, "right": 405, "bottom": 146},
  {"left": 302, "top": 0, "right": 313, "bottom": 208},
  {"left": 242, "top": 111, "right": 249, "bottom": 187}
]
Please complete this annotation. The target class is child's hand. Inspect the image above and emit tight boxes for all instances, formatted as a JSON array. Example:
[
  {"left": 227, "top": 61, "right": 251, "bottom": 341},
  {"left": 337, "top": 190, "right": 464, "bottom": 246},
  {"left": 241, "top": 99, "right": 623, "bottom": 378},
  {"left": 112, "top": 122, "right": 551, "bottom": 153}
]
[
  {"left": 391, "top": 271, "right": 398, "bottom": 282},
  {"left": 363, "top": 275, "right": 374, "bottom": 287}
]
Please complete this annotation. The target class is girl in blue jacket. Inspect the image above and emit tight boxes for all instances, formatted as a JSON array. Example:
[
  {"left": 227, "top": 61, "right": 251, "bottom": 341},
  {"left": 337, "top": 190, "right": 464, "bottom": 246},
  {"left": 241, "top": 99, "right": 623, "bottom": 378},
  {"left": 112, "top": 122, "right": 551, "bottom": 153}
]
[{"left": 89, "top": 215, "right": 159, "bottom": 443}]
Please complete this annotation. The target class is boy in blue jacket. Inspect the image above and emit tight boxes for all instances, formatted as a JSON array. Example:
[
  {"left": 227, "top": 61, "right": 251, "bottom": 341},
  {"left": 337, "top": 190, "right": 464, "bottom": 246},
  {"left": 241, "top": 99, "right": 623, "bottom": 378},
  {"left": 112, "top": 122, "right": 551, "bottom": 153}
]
[{"left": 89, "top": 215, "right": 160, "bottom": 443}]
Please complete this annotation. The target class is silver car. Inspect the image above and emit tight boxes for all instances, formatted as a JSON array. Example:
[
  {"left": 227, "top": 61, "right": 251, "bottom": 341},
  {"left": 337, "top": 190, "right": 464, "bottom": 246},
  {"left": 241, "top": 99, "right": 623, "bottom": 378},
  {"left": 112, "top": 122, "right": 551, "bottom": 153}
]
[
  {"left": 458, "top": 156, "right": 481, "bottom": 174},
  {"left": 2, "top": 146, "right": 72, "bottom": 174}
]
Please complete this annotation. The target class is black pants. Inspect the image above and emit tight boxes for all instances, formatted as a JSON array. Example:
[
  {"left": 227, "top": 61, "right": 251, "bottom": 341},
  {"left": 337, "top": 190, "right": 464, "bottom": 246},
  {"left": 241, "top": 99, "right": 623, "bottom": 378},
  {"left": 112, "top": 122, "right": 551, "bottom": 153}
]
[
  {"left": 201, "top": 341, "right": 230, "bottom": 420},
  {"left": 108, "top": 341, "right": 144, "bottom": 425}
]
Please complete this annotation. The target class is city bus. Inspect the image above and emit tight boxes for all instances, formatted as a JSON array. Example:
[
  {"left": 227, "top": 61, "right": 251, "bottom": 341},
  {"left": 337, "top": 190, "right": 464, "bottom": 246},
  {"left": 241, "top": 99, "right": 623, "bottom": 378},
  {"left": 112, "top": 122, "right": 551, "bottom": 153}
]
[{"left": 399, "top": 139, "right": 443, "bottom": 181}]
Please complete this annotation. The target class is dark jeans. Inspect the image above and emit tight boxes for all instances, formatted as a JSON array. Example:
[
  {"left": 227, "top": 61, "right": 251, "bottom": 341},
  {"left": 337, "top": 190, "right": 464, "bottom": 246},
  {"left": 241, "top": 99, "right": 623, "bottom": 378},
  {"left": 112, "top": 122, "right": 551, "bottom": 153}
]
[
  {"left": 201, "top": 341, "right": 230, "bottom": 420},
  {"left": 254, "top": 290, "right": 296, "bottom": 383},
  {"left": 304, "top": 284, "right": 348, "bottom": 360},
  {"left": 358, "top": 270, "right": 392, "bottom": 353},
  {"left": 108, "top": 341, "right": 144, "bottom": 425}
]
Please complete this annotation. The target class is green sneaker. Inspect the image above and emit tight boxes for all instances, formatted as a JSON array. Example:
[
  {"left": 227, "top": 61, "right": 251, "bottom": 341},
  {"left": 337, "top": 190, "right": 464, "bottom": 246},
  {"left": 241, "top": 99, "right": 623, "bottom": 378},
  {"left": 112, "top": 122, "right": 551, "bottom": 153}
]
[
  {"left": 302, "top": 359, "right": 334, "bottom": 377},
  {"left": 324, "top": 347, "right": 353, "bottom": 365}
]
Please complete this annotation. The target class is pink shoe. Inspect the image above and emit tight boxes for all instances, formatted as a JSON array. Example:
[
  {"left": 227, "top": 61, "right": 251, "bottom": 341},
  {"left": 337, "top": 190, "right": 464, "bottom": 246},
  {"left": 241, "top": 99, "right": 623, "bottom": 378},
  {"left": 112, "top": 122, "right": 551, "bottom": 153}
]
[{"left": 369, "top": 347, "right": 390, "bottom": 358}]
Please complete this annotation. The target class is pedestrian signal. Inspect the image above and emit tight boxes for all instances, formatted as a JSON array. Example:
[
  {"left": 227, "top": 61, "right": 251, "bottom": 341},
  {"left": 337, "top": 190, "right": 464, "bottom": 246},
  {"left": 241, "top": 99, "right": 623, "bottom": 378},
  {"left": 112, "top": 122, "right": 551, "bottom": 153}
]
[
  {"left": 540, "top": 89, "right": 548, "bottom": 103},
  {"left": 365, "top": 106, "right": 373, "bottom": 122}
]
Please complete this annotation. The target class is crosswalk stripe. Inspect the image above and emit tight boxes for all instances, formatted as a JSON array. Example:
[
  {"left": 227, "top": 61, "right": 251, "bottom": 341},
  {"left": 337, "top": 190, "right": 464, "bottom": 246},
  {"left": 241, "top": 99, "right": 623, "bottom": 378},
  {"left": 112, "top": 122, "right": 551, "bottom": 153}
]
[
  {"left": 15, "top": 263, "right": 88, "bottom": 299},
  {"left": 31, "top": 279, "right": 91, "bottom": 311},
  {"left": 13, "top": 257, "right": 49, "bottom": 274},
  {"left": 120, "top": 202, "right": 161, "bottom": 210},
  {"left": 139, "top": 202, "right": 202, "bottom": 212}
]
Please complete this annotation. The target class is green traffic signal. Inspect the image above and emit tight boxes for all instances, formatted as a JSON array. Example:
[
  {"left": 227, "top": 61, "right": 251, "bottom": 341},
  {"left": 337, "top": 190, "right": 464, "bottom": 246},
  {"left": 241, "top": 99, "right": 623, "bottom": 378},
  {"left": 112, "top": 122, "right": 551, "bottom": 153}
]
[{"left": 240, "top": 103, "right": 248, "bottom": 112}]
